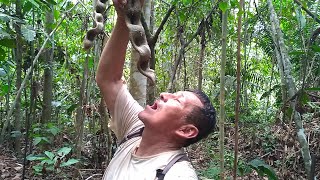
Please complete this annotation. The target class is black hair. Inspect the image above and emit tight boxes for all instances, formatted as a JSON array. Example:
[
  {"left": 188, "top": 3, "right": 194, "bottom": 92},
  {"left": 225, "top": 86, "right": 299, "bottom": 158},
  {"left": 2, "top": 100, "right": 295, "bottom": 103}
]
[{"left": 184, "top": 89, "right": 216, "bottom": 147}]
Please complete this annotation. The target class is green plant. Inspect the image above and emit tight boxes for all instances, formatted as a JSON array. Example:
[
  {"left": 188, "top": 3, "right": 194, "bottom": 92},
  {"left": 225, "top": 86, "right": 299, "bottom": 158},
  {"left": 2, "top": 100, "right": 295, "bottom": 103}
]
[
  {"left": 248, "top": 158, "right": 278, "bottom": 180},
  {"left": 27, "top": 147, "right": 79, "bottom": 175},
  {"left": 31, "top": 123, "right": 61, "bottom": 147}
]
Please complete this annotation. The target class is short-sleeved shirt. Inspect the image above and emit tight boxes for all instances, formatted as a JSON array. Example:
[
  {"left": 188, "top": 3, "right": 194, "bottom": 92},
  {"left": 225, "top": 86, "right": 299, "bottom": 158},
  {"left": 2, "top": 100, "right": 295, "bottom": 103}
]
[{"left": 102, "top": 83, "right": 198, "bottom": 180}]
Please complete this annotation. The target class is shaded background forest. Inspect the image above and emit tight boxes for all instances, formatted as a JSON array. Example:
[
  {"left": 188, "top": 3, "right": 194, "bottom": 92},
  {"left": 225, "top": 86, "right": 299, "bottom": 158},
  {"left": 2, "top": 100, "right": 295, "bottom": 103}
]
[{"left": 0, "top": 0, "right": 319, "bottom": 179}]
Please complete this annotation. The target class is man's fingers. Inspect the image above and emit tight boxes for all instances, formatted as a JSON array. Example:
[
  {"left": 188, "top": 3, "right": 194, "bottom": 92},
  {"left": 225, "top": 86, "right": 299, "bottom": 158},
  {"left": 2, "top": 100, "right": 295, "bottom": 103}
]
[{"left": 113, "top": 0, "right": 127, "bottom": 7}]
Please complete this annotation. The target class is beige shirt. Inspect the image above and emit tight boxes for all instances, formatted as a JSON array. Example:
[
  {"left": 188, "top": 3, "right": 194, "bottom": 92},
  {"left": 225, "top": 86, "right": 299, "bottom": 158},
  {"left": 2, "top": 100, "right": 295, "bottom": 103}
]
[{"left": 103, "top": 83, "right": 198, "bottom": 180}]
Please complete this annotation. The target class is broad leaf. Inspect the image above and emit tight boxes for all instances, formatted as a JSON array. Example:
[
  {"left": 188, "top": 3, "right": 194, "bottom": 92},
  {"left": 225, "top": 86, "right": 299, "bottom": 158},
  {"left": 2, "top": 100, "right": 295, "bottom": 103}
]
[
  {"left": 47, "top": 126, "right": 60, "bottom": 136},
  {"left": 46, "top": 0, "right": 57, "bottom": 5},
  {"left": 219, "top": 2, "right": 228, "bottom": 12},
  {"left": 1, "top": 84, "right": 9, "bottom": 95},
  {"left": 10, "top": 131, "right": 22, "bottom": 138},
  {"left": 61, "top": 159, "right": 79, "bottom": 167},
  {"left": 0, "top": 38, "right": 16, "bottom": 48},
  {"left": 0, "top": 12, "right": 13, "bottom": 22},
  {"left": 26, "top": 0, "right": 41, "bottom": 9},
  {"left": 295, "top": 6, "right": 306, "bottom": 29},
  {"left": 311, "top": 45, "right": 320, "bottom": 52},
  {"left": 57, "top": 147, "right": 72, "bottom": 157},
  {"left": 45, "top": 151, "right": 55, "bottom": 160},
  {"left": 0, "top": 0, "right": 10, "bottom": 5},
  {"left": 249, "top": 159, "right": 278, "bottom": 180},
  {"left": 0, "top": 68, "right": 6, "bottom": 76},
  {"left": 182, "top": 0, "right": 191, "bottom": 5},
  {"left": 0, "top": 28, "right": 11, "bottom": 39},
  {"left": 21, "top": 25, "right": 36, "bottom": 42},
  {"left": 26, "top": 154, "right": 46, "bottom": 161},
  {"left": 305, "top": 87, "right": 320, "bottom": 91},
  {"left": 33, "top": 137, "right": 51, "bottom": 145}
]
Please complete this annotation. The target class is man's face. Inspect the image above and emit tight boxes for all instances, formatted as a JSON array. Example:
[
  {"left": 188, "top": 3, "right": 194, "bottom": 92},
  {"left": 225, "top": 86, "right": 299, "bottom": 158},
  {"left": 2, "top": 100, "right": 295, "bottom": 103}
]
[{"left": 138, "top": 91, "right": 203, "bottom": 133}]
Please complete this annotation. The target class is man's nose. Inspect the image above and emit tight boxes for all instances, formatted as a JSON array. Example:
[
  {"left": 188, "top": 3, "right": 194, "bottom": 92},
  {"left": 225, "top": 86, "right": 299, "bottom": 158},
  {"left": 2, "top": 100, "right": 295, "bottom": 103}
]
[{"left": 160, "top": 92, "right": 174, "bottom": 102}]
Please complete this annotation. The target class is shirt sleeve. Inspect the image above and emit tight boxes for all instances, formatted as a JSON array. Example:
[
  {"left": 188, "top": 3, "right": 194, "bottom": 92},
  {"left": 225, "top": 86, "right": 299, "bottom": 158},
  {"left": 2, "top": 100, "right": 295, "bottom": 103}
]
[{"left": 109, "top": 82, "right": 144, "bottom": 141}]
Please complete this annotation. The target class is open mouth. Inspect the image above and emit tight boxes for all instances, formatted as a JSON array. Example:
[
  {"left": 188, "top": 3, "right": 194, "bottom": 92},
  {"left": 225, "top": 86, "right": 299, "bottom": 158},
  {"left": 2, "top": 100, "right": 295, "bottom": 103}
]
[{"left": 150, "top": 102, "right": 158, "bottom": 110}]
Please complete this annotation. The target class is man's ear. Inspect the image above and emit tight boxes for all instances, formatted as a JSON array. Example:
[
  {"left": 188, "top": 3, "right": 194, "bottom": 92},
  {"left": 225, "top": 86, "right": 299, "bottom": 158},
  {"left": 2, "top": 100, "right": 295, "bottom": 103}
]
[{"left": 175, "top": 124, "right": 199, "bottom": 139}]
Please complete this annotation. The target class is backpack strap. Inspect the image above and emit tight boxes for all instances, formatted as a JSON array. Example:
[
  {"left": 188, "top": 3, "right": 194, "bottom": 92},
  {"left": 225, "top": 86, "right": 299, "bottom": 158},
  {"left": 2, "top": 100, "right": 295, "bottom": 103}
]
[
  {"left": 118, "top": 127, "right": 144, "bottom": 146},
  {"left": 156, "top": 153, "right": 189, "bottom": 180}
]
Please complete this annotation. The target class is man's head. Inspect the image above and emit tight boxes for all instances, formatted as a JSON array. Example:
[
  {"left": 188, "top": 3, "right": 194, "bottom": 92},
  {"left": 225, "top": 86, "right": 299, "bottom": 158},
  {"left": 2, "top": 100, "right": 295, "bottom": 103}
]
[
  {"left": 138, "top": 90, "right": 216, "bottom": 147},
  {"left": 183, "top": 89, "right": 216, "bottom": 146}
]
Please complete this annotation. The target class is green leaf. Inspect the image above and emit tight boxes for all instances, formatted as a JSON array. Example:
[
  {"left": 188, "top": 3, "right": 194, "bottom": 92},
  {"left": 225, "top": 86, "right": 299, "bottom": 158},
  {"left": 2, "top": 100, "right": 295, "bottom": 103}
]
[
  {"left": 311, "top": 45, "right": 320, "bottom": 52},
  {"left": 182, "top": 0, "right": 191, "bottom": 5},
  {"left": 0, "top": 47, "right": 5, "bottom": 61},
  {"left": 0, "top": 28, "right": 11, "bottom": 39},
  {"left": 32, "top": 164, "right": 43, "bottom": 173},
  {"left": 61, "top": 159, "right": 79, "bottom": 167},
  {"left": 300, "top": 91, "right": 310, "bottom": 105},
  {"left": 249, "top": 159, "right": 278, "bottom": 180},
  {"left": 0, "top": 12, "right": 13, "bottom": 22},
  {"left": 0, "top": 0, "right": 10, "bottom": 5},
  {"left": 26, "top": 154, "right": 46, "bottom": 161},
  {"left": 67, "top": 103, "right": 77, "bottom": 115},
  {"left": 42, "top": 159, "right": 55, "bottom": 165},
  {"left": 0, "top": 68, "right": 6, "bottom": 76},
  {"left": 33, "top": 137, "right": 51, "bottom": 145},
  {"left": 26, "top": 0, "right": 40, "bottom": 9},
  {"left": 23, "top": 2, "right": 34, "bottom": 14},
  {"left": 54, "top": 9, "right": 60, "bottom": 20},
  {"left": 0, "top": 38, "right": 16, "bottom": 48},
  {"left": 1, "top": 84, "right": 9, "bottom": 95},
  {"left": 57, "top": 147, "right": 72, "bottom": 157},
  {"left": 88, "top": 58, "right": 94, "bottom": 69},
  {"left": 260, "top": 85, "right": 280, "bottom": 100},
  {"left": 39, "top": 0, "right": 56, "bottom": 6},
  {"left": 21, "top": 25, "right": 36, "bottom": 42},
  {"left": 33, "top": 137, "right": 42, "bottom": 145},
  {"left": 289, "top": 50, "right": 304, "bottom": 55},
  {"left": 295, "top": 6, "right": 306, "bottom": 29},
  {"left": 219, "top": 2, "right": 228, "bottom": 12},
  {"left": 305, "top": 87, "right": 320, "bottom": 91},
  {"left": 52, "top": 101, "right": 62, "bottom": 107},
  {"left": 47, "top": 126, "right": 60, "bottom": 136},
  {"left": 10, "top": 131, "right": 22, "bottom": 138},
  {"left": 45, "top": 151, "right": 55, "bottom": 160}
]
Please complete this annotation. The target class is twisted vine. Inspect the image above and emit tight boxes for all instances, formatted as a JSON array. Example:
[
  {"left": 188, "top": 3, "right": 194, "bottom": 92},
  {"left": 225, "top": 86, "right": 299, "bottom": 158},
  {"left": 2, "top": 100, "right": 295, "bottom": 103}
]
[
  {"left": 84, "top": 0, "right": 155, "bottom": 84},
  {"left": 83, "top": 0, "right": 108, "bottom": 50},
  {"left": 124, "top": 0, "right": 156, "bottom": 84}
]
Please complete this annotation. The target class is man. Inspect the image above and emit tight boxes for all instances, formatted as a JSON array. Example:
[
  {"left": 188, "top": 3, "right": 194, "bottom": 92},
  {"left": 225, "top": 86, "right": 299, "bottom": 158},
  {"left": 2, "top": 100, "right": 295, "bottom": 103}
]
[{"left": 95, "top": 0, "right": 216, "bottom": 179}]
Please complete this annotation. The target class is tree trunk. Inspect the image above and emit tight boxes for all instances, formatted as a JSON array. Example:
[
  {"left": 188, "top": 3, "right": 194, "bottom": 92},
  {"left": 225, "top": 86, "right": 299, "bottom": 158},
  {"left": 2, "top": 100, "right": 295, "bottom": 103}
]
[
  {"left": 75, "top": 55, "right": 88, "bottom": 159},
  {"left": 233, "top": 0, "right": 244, "bottom": 178},
  {"left": 14, "top": 0, "right": 22, "bottom": 155},
  {"left": 267, "top": 0, "right": 312, "bottom": 178},
  {"left": 219, "top": 2, "right": 228, "bottom": 179},
  {"left": 41, "top": 7, "right": 54, "bottom": 124},
  {"left": 146, "top": 0, "right": 155, "bottom": 105},
  {"left": 197, "top": 27, "right": 205, "bottom": 90},
  {"left": 129, "top": 0, "right": 152, "bottom": 106}
]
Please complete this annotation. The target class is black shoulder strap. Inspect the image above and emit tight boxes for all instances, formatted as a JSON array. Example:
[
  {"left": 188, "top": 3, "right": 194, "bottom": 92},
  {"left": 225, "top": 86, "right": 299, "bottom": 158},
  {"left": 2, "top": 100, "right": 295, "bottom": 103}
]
[
  {"left": 118, "top": 127, "right": 144, "bottom": 145},
  {"left": 156, "top": 153, "right": 189, "bottom": 180}
]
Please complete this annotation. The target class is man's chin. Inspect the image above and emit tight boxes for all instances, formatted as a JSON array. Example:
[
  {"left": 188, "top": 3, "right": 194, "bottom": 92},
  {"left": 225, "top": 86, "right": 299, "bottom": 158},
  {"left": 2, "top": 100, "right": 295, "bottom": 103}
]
[{"left": 138, "top": 110, "right": 146, "bottom": 121}]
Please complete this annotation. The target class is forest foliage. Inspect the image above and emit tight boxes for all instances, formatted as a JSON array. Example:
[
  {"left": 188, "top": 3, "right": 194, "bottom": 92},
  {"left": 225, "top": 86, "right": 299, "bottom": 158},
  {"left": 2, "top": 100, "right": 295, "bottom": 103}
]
[{"left": 0, "top": 0, "right": 319, "bottom": 179}]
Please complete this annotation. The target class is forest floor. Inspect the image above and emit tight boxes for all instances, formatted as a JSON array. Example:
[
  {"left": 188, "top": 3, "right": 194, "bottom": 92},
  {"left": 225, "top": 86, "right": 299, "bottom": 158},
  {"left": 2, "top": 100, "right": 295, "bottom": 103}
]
[
  {"left": 0, "top": 112, "right": 319, "bottom": 179},
  {"left": 189, "top": 111, "right": 320, "bottom": 180}
]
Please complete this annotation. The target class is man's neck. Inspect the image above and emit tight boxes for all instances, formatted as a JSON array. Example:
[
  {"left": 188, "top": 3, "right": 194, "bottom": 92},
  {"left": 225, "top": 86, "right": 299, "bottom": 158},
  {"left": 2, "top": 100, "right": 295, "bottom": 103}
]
[{"left": 135, "top": 128, "right": 181, "bottom": 157}]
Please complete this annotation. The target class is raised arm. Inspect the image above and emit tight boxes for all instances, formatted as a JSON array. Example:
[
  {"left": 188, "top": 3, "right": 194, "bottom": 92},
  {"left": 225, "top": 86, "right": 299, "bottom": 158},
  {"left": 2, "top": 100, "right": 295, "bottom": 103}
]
[{"left": 95, "top": 0, "right": 129, "bottom": 115}]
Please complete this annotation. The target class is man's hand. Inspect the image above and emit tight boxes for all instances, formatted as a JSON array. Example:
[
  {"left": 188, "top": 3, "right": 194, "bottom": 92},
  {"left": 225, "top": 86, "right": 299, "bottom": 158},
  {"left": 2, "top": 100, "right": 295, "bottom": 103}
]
[
  {"left": 113, "top": 0, "right": 127, "bottom": 19},
  {"left": 113, "top": 0, "right": 145, "bottom": 19}
]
